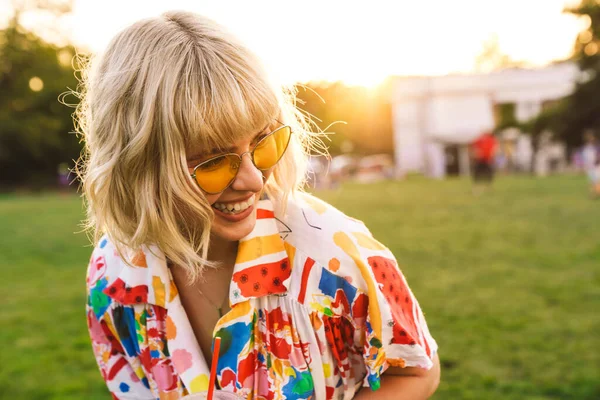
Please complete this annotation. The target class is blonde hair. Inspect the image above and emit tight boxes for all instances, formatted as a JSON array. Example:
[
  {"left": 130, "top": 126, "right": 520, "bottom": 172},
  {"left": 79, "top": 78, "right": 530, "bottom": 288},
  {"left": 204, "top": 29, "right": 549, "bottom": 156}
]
[{"left": 75, "top": 11, "right": 323, "bottom": 279}]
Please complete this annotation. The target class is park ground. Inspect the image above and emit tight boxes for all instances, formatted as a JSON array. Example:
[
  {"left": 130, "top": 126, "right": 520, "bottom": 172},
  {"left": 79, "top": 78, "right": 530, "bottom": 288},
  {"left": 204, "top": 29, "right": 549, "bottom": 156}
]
[{"left": 1, "top": 175, "right": 598, "bottom": 399}]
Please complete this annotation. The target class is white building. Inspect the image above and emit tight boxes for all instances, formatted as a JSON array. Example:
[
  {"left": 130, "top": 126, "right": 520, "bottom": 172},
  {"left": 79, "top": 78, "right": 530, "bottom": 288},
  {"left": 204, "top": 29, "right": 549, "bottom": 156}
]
[{"left": 391, "top": 62, "right": 579, "bottom": 177}]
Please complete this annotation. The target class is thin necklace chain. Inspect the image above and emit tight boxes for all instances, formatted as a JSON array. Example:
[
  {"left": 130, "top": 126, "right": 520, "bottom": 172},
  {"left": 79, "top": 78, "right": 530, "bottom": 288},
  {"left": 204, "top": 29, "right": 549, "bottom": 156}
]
[
  {"left": 197, "top": 287, "right": 228, "bottom": 318},
  {"left": 168, "top": 261, "right": 229, "bottom": 317}
]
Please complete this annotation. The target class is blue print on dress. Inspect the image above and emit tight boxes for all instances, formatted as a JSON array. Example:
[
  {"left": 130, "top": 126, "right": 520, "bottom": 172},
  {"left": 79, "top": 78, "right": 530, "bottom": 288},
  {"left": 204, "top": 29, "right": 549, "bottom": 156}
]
[
  {"left": 215, "top": 321, "right": 252, "bottom": 375},
  {"left": 282, "top": 368, "right": 315, "bottom": 400},
  {"left": 113, "top": 306, "right": 141, "bottom": 357},
  {"left": 318, "top": 268, "right": 357, "bottom": 305}
]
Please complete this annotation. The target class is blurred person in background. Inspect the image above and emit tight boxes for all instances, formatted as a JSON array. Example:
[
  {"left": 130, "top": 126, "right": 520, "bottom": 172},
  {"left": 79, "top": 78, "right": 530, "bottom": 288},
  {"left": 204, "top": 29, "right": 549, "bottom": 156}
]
[
  {"left": 582, "top": 130, "right": 600, "bottom": 198},
  {"left": 307, "top": 155, "right": 330, "bottom": 189},
  {"left": 57, "top": 162, "right": 71, "bottom": 193},
  {"left": 470, "top": 131, "right": 498, "bottom": 195},
  {"left": 78, "top": 11, "right": 439, "bottom": 400}
]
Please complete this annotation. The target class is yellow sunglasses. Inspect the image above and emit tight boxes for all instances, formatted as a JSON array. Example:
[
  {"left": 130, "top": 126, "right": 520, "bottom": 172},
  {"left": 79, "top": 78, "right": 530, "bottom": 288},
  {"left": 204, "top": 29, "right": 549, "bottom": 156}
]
[{"left": 190, "top": 125, "right": 292, "bottom": 194}]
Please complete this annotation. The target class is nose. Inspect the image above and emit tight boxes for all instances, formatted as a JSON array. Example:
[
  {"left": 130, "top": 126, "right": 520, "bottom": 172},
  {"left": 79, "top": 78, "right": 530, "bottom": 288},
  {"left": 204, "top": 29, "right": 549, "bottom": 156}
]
[{"left": 229, "top": 153, "right": 264, "bottom": 192}]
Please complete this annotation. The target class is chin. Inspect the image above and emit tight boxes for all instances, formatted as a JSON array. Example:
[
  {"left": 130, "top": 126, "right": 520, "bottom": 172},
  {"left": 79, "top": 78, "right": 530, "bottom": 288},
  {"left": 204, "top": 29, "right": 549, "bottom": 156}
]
[{"left": 211, "top": 211, "right": 257, "bottom": 242}]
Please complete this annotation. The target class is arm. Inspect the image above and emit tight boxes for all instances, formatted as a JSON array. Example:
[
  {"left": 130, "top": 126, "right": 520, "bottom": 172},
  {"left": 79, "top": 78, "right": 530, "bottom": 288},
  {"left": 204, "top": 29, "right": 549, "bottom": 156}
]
[
  {"left": 87, "top": 306, "right": 155, "bottom": 399},
  {"left": 328, "top": 230, "right": 439, "bottom": 400},
  {"left": 86, "top": 248, "right": 154, "bottom": 400},
  {"left": 354, "top": 353, "right": 440, "bottom": 400}
]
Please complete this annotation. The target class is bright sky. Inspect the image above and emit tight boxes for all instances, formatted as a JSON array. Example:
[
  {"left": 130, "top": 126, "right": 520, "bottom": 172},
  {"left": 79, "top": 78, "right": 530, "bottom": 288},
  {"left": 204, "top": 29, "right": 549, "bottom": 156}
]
[{"left": 11, "top": 0, "right": 588, "bottom": 86}]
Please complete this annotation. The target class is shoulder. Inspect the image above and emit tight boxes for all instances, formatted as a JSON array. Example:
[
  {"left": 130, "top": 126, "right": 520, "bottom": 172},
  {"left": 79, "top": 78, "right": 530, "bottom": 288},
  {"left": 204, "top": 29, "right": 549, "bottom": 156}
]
[
  {"left": 86, "top": 235, "right": 127, "bottom": 293},
  {"left": 85, "top": 235, "right": 131, "bottom": 324},
  {"left": 285, "top": 192, "right": 372, "bottom": 235},
  {"left": 86, "top": 235, "right": 152, "bottom": 309},
  {"left": 281, "top": 192, "right": 375, "bottom": 258},
  {"left": 280, "top": 192, "right": 397, "bottom": 299},
  {"left": 87, "top": 235, "right": 173, "bottom": 312}
]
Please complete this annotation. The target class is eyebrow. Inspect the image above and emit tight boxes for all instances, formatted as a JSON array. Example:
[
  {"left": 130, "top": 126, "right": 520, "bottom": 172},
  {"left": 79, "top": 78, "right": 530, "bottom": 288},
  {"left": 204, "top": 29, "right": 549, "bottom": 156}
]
[{"left": 187, "top": 123, "right": 271, "bottom": 162}]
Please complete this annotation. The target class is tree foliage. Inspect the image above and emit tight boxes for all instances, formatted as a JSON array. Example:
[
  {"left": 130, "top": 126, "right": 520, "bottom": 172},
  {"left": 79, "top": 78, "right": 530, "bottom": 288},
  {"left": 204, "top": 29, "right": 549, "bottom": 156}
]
[
  {"left": 0, "top": 2, "right": 80, "bottom": 188},
  {"left": 474, "top": 34, "right": 528, "bottom": 73},
  {"left": 548, "top": 0, "right": 600, "bottom": 149}
]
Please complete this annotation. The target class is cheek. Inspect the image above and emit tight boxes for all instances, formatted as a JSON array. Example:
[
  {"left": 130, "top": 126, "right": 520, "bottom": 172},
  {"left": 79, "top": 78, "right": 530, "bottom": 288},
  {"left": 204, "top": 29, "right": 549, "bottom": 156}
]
[
  {"left": 262, "top": 168, "right": 274, "bottom": 183},
  {"left": 204, "top": 193, "right": 221, "bottom": 205}
]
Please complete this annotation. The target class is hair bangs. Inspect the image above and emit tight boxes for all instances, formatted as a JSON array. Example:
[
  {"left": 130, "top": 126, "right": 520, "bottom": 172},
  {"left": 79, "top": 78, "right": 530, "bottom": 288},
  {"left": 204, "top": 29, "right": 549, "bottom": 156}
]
[{"left": 174, "top": 48, "right": 280, "bottom": 157}]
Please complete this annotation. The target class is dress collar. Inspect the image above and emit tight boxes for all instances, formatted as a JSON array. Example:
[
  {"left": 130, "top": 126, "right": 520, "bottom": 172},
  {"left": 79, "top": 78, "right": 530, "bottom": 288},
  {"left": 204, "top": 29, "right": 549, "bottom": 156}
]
[
  {"left": 104, "top": 198, "right": 291, "bottom": 309},
  {"left": 228, "top": 198, "right": 291, "bottom": 306}
]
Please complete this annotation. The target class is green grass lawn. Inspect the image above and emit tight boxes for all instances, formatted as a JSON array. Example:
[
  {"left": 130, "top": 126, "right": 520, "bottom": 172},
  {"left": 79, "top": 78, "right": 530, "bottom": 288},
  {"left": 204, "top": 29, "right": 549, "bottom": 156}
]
[{"left": 1, "top": 176, "right": 599, "bottom": 399}]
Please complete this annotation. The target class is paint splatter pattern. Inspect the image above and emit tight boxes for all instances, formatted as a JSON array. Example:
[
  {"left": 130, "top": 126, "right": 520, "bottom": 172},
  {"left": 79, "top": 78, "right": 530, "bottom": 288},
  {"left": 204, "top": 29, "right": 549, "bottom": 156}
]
[{"left": 86, "top": 193, "right": 437, "bottom": 399}]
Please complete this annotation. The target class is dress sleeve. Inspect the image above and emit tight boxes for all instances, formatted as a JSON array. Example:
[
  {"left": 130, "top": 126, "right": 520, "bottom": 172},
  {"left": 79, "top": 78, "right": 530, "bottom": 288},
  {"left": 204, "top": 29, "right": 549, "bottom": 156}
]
[
  {"left": 86, "top": 251, "right": 155, "bottom": 399},
  {"left": 333, "top": 231, "right": 438, "bottom": 391}
]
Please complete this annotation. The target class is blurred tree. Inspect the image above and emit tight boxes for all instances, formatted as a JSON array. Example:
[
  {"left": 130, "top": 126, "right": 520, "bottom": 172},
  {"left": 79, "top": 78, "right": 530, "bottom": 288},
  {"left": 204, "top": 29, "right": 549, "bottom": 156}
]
[
  {"left": 0, "top": 0, "right": 80, "bottom": 188},
  {"left": 474, "top": 34, "right": 527, "bottom": 73},
  {"left": 296, "top": 81, "right": 394, "bottom": 156},
  {"left": 494, "top": 102, "right": 519, "bottom": 131},
  {"left": 554, "top": 0, "right": 600, "bottom": 150}
]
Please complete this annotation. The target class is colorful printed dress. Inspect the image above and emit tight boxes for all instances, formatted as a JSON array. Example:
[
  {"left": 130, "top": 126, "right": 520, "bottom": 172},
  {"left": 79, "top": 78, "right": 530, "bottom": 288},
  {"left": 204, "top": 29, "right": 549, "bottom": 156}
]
[{"left": 86, "top": 193, "right": 438, "bottom": 399}]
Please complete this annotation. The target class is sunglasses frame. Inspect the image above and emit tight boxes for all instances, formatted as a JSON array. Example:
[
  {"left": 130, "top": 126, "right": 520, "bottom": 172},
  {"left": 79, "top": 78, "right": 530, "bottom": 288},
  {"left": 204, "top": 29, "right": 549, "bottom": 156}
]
[{"left": 190, "top": 125, "right": 292, "bottom": 194}]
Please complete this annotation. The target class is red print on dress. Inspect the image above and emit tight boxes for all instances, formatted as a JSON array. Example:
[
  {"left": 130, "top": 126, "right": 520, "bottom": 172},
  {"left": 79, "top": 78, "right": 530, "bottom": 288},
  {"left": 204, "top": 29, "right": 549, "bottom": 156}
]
[
  {"left": 103, "top": 278, "right": 149, "bottom": 304},
  {"left": 87, "top": 255, "right": 107, "bottom": 286},
  {"left": 232, "top": 258, "right": 291, "bottom": 298},
  {"left": 367, "top": 256, "right": 420, "bottom": 346}
]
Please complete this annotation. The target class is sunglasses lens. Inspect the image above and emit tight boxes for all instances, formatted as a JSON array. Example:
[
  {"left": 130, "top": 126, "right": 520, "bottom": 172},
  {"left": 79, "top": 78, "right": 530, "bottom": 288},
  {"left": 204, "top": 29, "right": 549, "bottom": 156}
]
[
  {"left": 253, "top": 126, "right": 292, "bottom": 170},
  {"left": 194, "top": 154, "right": 240, "bottom": 193}
]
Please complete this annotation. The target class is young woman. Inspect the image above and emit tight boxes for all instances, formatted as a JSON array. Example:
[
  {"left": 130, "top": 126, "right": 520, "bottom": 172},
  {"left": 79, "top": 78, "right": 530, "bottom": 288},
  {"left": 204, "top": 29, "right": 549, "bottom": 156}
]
[{"left": 79, "top": 11, "right": 440, "bottom": 400}]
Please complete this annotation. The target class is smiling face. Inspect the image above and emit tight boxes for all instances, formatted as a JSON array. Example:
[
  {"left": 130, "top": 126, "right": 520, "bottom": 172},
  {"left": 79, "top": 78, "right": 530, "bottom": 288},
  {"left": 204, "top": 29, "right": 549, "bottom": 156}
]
[{"left": 186, "top": 124, "right": 278, "bottom": 243}]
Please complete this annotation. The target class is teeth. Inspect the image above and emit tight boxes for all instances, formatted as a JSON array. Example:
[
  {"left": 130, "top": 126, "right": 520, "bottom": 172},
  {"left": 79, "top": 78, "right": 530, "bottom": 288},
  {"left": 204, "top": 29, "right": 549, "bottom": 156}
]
[{"left": 213, "top": 196, "right": 255, "bottom": 214}]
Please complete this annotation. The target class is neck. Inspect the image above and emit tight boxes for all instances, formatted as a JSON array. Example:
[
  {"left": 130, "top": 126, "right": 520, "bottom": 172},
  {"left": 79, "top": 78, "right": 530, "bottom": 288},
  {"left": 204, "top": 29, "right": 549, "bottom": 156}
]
[{"left": 207, "top": 236, "right": 239, "bottom": 267}]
